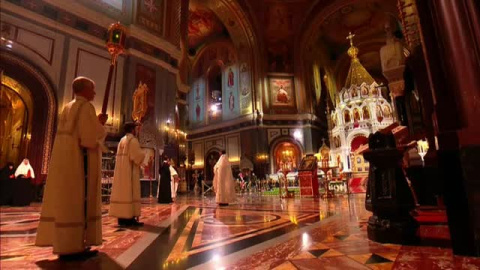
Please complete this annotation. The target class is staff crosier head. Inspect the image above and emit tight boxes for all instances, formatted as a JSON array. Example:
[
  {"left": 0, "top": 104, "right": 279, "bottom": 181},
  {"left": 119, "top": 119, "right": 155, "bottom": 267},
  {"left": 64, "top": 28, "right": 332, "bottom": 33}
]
[{"left": 106, "top": 22, "right": 127, "bottom": 64}]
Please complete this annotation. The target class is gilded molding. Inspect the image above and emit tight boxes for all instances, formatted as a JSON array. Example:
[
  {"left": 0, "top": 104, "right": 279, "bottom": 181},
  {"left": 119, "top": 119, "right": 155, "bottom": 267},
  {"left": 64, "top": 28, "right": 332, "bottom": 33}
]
[{"left": 0, "top": 51, "right": 56, "bottom": 175}]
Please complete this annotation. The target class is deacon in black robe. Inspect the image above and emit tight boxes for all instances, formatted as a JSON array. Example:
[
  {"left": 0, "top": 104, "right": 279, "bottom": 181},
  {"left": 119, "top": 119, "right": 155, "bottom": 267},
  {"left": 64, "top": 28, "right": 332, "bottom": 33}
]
[
  {"left": 158, "top": 160, "right": 172, "bottom": 204},
  {"left": 0, "top": 162, "right": 15, "bottom": 205}
]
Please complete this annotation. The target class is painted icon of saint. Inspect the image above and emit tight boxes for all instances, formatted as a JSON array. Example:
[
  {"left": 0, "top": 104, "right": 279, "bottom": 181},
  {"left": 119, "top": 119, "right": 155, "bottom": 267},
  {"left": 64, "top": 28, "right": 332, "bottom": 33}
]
[
  {"left": 276, "top": 85, "right": 289, "bottom": 103},
  {"left": 229, "top": 92, "right": 234, "bottom": 111},
  {"left": 196, "top": 103, "right": 201, "bottom": 120},
  {"left": 228, "top": 68, "right": 234, "bottom": 87}
]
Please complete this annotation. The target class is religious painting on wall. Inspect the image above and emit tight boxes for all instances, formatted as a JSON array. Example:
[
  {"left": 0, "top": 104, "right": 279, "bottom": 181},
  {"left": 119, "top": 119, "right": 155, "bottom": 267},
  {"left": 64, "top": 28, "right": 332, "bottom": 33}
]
[
  {"left": 140, "top": 148, "right": 155, "bottom": 180},
  {"left": 222, "top": 65, "right": 240, "bottom": 120},
  {"left": 265, "top": 5, "right": 294, "bottom": 73},
  {"left": 136, "top": 0, "right": 164, "bottom": 34},
  {"left": 269, "top": 77, "right": 295, "bottom": 108},
  {"left": 189, "top": 78, "right": 205, "bottom": 124},
  {"left": 239, "top": 62, "right": 252, "bottom": 115},
  {"left": 135, "top": 64, "right": 155, "bottom": 120}
]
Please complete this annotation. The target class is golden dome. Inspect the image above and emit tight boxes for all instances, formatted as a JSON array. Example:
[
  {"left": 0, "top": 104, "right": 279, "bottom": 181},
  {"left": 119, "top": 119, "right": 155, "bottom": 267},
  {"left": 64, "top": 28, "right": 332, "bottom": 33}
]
[
  {"left": 347, "top": 45, "right": 359, "bottom": 59},
  {"left": 344, "top": 32, "right": 375, "bottom": 89}
]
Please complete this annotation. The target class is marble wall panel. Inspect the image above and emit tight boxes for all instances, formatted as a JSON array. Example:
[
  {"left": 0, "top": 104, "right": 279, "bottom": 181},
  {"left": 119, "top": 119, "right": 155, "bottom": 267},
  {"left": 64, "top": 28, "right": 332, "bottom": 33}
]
[
  {"left": 63, "top": 39, "right": 124, "bottom": 132},
  {"left": 0, "top": 12, "right": 65, "bottom": 89}
]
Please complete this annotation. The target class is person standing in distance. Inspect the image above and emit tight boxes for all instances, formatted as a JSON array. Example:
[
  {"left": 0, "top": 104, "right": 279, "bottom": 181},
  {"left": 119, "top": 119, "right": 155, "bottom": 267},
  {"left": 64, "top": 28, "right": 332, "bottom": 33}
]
[{"left": 109, "top": 122, "right": 146, "bottom": 227}]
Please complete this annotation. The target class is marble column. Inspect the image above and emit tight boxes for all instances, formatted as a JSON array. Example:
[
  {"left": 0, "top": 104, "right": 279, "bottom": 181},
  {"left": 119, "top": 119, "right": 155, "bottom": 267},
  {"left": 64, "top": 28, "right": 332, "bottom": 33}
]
[{"left": 415, "top": 0, "right": 480, "bottom": 256}]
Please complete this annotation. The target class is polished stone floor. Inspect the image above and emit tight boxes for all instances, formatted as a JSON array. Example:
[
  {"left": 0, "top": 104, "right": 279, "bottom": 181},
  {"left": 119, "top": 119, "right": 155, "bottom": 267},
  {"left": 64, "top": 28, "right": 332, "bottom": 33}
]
[{"left": 1, "top": 194, "right": 479, "bottom": 269}]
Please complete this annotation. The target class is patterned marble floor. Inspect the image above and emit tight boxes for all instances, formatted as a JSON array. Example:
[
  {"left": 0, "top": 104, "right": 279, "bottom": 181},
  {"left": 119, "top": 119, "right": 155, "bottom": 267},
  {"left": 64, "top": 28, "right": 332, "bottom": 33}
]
[{"left": 1, "top": 194, "right": 479, "bottom": 269}]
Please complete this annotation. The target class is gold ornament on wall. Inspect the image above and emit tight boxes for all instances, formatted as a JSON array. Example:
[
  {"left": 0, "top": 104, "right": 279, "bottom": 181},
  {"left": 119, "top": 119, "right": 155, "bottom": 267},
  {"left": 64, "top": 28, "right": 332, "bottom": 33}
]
[{"left": 132, "top": 81, "right": 149, "bottom": 123}]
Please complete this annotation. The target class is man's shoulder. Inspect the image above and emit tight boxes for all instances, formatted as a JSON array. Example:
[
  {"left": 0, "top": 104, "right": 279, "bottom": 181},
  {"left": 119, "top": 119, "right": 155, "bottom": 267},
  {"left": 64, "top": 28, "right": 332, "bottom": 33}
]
[
  {"left": 123, "top": 134, "right": 140, "bottom": 146},
  {"left": 70, "top": 97, "right": 93, "bottom": 109}
]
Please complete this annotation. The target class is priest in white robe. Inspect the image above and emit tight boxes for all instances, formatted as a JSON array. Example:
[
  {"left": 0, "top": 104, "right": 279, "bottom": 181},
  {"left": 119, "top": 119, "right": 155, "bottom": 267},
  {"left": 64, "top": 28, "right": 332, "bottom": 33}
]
[
  {"left": 109, "top": 122, "right": 146, "bottom": 226},
  {"left": 170, "top": 161, "right": 179, "bottom": 201},
  {"left": 213, "top": 150, "right": 236, "bottom": 206},
  {"left": 15, "top": 159, "right": 35, "bottom": 179},
  {"left": 35, "top": 77, "right": 106, "bottom": 259}
]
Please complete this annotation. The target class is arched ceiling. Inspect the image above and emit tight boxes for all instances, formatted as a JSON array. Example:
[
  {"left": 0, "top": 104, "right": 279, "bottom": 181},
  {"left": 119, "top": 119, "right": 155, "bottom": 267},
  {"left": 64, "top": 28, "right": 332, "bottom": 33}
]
[
  {"left": 185, "top": 0, "right": 401, "bottom": 96},
  {"left": 243, "top": 0, "right": 312, "bottom": 73},
  {"left": 300, "top": 0, "right": 400, "bottom": 90}
]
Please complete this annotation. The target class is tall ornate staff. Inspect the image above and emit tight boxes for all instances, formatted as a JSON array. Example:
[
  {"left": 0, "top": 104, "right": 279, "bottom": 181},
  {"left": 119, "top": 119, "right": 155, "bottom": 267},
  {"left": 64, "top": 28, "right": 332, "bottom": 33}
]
[{"left": 98, "top": 22, "right": 127, "bottom": 125}]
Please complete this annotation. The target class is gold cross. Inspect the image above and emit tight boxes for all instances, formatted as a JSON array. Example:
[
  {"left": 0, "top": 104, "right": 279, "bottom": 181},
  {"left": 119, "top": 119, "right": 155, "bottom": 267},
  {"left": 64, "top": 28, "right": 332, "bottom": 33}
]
[{"left": 346, "top": 32, "right": 355, "bottom": 46}]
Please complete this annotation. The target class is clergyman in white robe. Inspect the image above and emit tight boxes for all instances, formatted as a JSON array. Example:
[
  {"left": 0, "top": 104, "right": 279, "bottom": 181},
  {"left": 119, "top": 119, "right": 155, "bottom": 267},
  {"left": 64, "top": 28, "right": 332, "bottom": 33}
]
[
  {"left": 14, "top": 159, "right": 35, "bottom": 179},
  {"left": 213, "top": 153, "right": 236, "bottom": 205},
  {"left": 109, "top": 130, "right": 146, "bottom": 223},
  {"left": 170, "top": 164, "right": 179, "bottom": 200},
  {"left": 36, "top": 78, "right": 105, "bottom": 255}
]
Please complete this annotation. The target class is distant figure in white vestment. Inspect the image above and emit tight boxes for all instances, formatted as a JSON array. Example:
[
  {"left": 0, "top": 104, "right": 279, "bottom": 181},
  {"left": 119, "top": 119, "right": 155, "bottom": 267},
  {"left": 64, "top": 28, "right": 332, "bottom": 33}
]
[
  {"left": 36, "top": 76, "right": 106, "bottom": 259},
  {"left": 109, "top": 122, "right": 146, "bottom": 227},
  {"left": 169, "top": 160, "right": 179, "bottom": 201},
  {"left": 213, "top": 150, "right": 236, "bottom": 206}
]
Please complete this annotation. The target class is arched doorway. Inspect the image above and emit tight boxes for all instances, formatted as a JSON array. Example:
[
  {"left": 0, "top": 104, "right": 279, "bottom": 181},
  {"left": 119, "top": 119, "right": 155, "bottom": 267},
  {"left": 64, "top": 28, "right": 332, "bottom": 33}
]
[
  {"left": 205, "top": 149, "right": 221, "bottom": 181},
  {"left": 0, "top": 76, "right": 33, "bottom": 167},
  {"left": 0, "top": 51, "right": 57, "bottom": 182},
  {"left": 350, "top": 135, "right": 368, "bottom": 152},
  {"left": 350, "top": 135, "right": 369, "bottom": 174},
  {"left": 271, "top": 141, "right": 302, "bottom": 173},
  {"left": 207, "top": 64, "right": 223, "bottom": 122}
]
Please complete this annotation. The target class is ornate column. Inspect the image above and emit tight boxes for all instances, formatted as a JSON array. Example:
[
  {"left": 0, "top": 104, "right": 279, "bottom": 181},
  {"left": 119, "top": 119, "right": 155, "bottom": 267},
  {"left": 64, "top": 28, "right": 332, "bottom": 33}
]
[
  {"left": 414, "top": 0, "right": 480, "bottom": 256},
  {"left": 380, "top": 18, "right": 406, "bottom": 125}
]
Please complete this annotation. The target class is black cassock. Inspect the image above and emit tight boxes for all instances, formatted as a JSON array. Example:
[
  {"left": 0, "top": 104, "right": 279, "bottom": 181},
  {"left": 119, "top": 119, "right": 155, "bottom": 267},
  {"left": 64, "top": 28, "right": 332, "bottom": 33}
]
[
  {"left": 158, "top": 161, "right": 172, "bottom": 204},
  {"left": 0, "top": 165, "right": 15, "bottom": 205}
]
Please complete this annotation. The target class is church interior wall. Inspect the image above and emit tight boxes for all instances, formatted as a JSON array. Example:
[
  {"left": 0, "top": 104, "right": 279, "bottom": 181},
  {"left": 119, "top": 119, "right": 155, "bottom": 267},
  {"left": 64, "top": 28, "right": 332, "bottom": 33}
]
[
  {"left": 122, "top": 55, "right": 178, "bottom": 162},
  {"left": 189, "top": 131, "right": 244, "bottom": 169},
  {"left": 188, "top": 40, "right": 251, "bottom": 128},
  {"left": 62, "top": 38, "right": 125, "bottom": 134},
  {"left": 0, "top": 51, "right": 57, "bottom": 182},
  {"left": 0, "top": 11, "right": 65, "bottom": 99},
  {"left": 0, "top": 0, "right": 182, "bottom": 180}
]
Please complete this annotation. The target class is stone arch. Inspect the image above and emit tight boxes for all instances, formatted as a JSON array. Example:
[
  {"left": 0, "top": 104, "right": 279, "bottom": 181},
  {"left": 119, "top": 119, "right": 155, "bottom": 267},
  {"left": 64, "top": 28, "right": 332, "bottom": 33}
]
[
  {"left": 346, "top": 131, "right": 370, "bottom": 150},
  {"left": 188, "top": 0, "right": 261, "bottom": 114},
  {"left": 205, "top": 147, "right": 222, "bottom": 181},
  {"left": 192, "top": 40, "right": 234, "bottom": 80},
  {"left": 0, "top": 50, "right": 57, "bottom": 181},
  {"left": 269, "top": 136, "right": 304, "bottom": 174}
]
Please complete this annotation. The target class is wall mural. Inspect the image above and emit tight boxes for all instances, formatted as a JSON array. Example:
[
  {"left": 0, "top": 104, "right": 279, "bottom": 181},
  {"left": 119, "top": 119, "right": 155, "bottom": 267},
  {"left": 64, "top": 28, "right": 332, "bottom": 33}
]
[
  {"left": 188, "top": 5, "right": 226, "bottom": 50},
  {"left": 265, "top": 4, "right": 294, "bottom": 73},
  {"left": 189, "top": 39, "right": 254, "bottom": 127},
  {"left": 222, "top": 65, "right": 240, "bottom": 120},
  {"left": 189, "top": 78, "right": 205, "bottom": 124},
  {"left": 136, "top": 0, "right": 164, "bottom": 34},
  {"left": 239, "top": 62, "right": 252, "bottom": 115},
  {"left": 269, "top": 77, "right": 295, "bottom": 108}
]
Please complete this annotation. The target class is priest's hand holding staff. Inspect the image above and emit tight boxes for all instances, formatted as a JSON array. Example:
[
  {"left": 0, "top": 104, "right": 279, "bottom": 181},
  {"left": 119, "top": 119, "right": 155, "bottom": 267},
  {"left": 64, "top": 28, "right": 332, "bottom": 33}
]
[{"left": 98, "top": 114, "right": 108, "bottom": 126}]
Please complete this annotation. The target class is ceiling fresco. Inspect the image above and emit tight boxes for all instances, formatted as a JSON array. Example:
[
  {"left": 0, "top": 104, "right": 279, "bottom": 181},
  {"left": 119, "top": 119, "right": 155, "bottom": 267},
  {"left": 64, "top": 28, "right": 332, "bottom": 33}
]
[
  {"left": 246, "top": 0, "right": 311, "bottom": 73},
  {"left": 184, "top": 0, "right": 400, "bottom": 95},
  {"left": 318, "top": 1, "right": 398, "bottom": 58},
  {"left": 188, "top": 3, "right": 228, "bottom": 52}
]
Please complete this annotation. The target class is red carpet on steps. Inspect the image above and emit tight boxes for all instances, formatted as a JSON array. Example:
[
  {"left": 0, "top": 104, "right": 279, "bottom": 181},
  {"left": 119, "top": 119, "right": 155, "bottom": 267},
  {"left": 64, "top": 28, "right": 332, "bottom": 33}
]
[
  {"left": 414, "top": 209, "right": 448, "bottom": 224},
  {"left": 348, "top": 177, "right": 366, "bottom": 193},
  {"left": 414, "top": 208, "right": 451, "bottom": 247}
]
